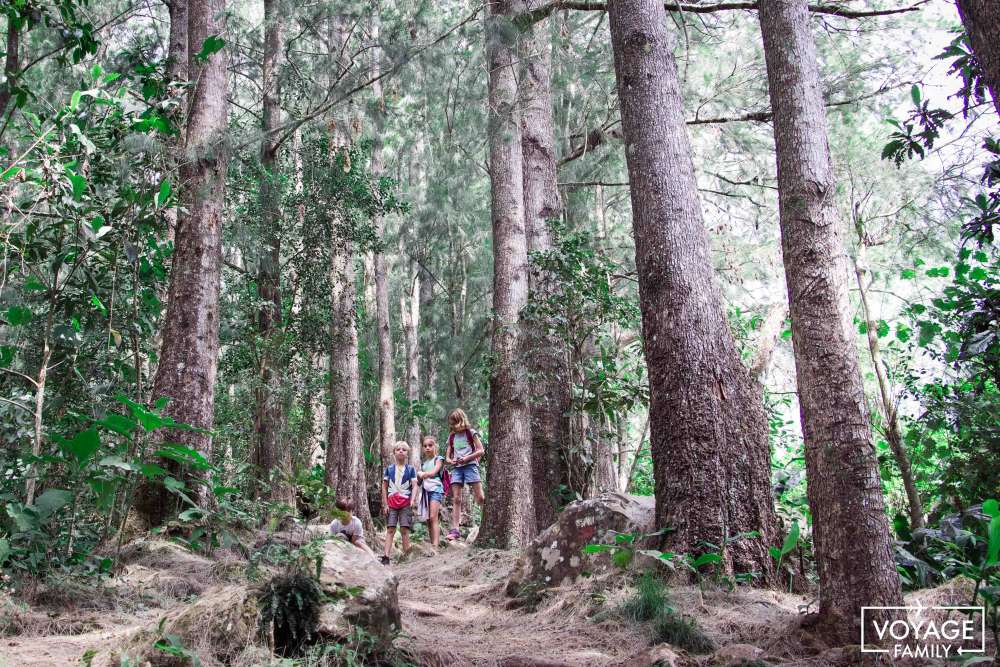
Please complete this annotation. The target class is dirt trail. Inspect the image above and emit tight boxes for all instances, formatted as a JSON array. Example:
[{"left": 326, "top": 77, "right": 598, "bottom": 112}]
[{"left": 391, "top": 541, "right": 645, "bottom": 666}]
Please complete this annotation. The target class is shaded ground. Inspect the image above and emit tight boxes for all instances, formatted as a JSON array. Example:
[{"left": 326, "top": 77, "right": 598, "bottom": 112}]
[{"left": 0, "top": 531, "right": 979, "bottom": 666}]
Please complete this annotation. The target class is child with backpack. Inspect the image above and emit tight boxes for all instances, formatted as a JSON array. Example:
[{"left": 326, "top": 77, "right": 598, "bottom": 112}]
[
  {"left": 381, "top": 441, "right": 418, "bottom": 565},
  {"left": 416, "top": 435, "right": 447, "bottom": 547},
  {"left": 444, "top": 408, "right": 485, "bottom": 541}
]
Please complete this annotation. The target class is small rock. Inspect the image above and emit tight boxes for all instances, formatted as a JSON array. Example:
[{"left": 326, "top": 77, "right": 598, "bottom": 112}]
[
  {"left": 616, "top": 643, "right": 685, "bottom": 667},
  {"left": 711, "top": 643, "right": 766, "bottom": 665}
]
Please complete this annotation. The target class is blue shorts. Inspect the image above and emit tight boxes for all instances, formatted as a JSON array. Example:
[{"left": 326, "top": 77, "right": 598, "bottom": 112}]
[
  {"left": 450, "top": 463, "right": 481, "bottom": 485},
  {"left": 425, "top": 490, "right": 444, "bottom": 504}
]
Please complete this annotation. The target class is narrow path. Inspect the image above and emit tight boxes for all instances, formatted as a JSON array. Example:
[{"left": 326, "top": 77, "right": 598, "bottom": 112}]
[{"left": 391, "top": 541, "right": 643, "bottom": 667}]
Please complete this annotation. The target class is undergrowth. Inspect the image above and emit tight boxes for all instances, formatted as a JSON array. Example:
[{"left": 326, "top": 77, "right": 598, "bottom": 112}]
[{"left": 607, "top": 573, "right": 716, "bottom": 654}]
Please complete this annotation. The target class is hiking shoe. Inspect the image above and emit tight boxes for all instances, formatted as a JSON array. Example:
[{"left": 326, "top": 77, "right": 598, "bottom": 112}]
[{"left": 380, "top": 555, "right": 391, "bottom": 565}]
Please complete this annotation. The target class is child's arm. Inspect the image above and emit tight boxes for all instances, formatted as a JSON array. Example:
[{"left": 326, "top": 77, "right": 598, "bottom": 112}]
[
  {"left": 430, "top": 456, "right": 443, "bottom": 477},
  {"left": 409, "top": 473, "right": 419, "bottom": 507},
  {"left": 467, "top": 432, "right": 485, "bottom": 463},
  {"left": 445, "top": 440, "right": 456, "bottom": 466}
]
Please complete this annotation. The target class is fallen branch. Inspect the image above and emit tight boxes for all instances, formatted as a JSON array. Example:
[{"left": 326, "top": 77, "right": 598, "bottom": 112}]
[{"left": 523, "top": 0, "right": 928, "bottom": 24}]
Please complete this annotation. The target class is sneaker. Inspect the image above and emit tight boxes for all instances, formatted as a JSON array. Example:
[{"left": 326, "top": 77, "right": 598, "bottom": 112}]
[
  {"left": 446, "top": 529, "right": 460, "bottom": 541},
  {"left": 380, "top": 555, "right": 391, "bottom": 565}
]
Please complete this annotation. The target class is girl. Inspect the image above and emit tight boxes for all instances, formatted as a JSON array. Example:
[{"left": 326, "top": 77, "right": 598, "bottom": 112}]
[
  {"left": 444, "top": 408, "right": 485, "bottom": 541},
  {"left": 416, "top": 435, "right": 445, "bottom": 547}
]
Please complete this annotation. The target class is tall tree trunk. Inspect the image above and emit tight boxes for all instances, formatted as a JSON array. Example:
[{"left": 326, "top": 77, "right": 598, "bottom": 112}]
[
  {"left": 758, "top": 0, "right": 903, "bottom": 640},
  {"left": 478, "top": 0, "right": 537, "bottom": 549},
  {"left": 134, "top": 0, "right": 228, "bottom": 527},
  {"left": 853, "top": 248, "right": 924, "bottom": 531},
  {"left": 166, "top": 0, "right": 188, "bottom": 84},
  {"left": 956, "top": 0, "right": 1000, "bottom": 116},
  {"left": 252, "top": 0, "right": 294, "bottom": 506},
  {"left": 0, "top": 11, "right": 20, "bottom": 120},
  {"left": 370, "top": 12, "right": 400, "bottom": 468},
  {"left": 339, "top": 250, "right": 373, "bottom": 529},
  {"left": 607, "top": 0, "right": 777, "bottom": 578},
  {"left": 520, "top": 12, "right": 570, "bottom": 530},
  {"left": 401, "top": 260, "right": 422, "bottom": 451},
  {"left": 750, "top": 303, "right": 787, "bottom": 383}
]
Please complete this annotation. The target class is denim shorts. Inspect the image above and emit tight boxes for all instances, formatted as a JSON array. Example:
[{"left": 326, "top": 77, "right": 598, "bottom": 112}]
[
  {"left": 426, "top": 490, "right": 444, "bottom": 504},
  {"left": 450, "top": 463, "right": 481, "bottom": 485}
]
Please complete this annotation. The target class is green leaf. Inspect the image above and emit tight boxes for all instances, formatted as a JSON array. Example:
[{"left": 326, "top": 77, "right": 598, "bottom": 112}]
[
  {"left": 23, "top": 276, "right": 45, "bottom": 291},
  {"left": 692, "top": 553, "right": 721, "bottom": 568},
  {"left": 70, "top": 90, "right": 82, "bottom": 110},
  {"left": 582, "top": 544, "right": 615, "bottom": 554},
  {"left": 61, "top": 429, "right": 100, "bottom": 463},
  {"left": 900, "top": 268, "right": 916, "bottom": 279},
  {"left": 98, "top": 456, "right": 140, "bottom": 472},
  {"left": 95, "top": 413, "right": 137, "bottom": 437},
  {"left": 65, "top": 168, "right": 86, "bottom": 200},
  {"left": 139, "top": 463, "right": 168, "bottom": 479},
  {"left": 910, "top": 84, "right": 921, "bottom": 106},
  {"left": 0, "top": 538, "right": 10, "bottom": 567},
  {"left": 6, "top": 306, "right": 32, "bottom": 325},
  {"left": 155, "top": 444, "right": 210, "bottom": 469},
  {"left": 90, "top": 63, "right": 103, "bottom": 81},
  {"left": 781, "top": 520, "right": 801, "bottom": 556},
  {"left": 157, "top": 180, "right": 171, "bottom": 207},
  {"left": 612, "top": 549, "right": 633, "bottom": 569},
  {"left": 987, "top": 515, "right": 1000, "bottom": 567},
  {"left": 1, "top": 166, "right": 21, "bottom": 181},
  {"left": 984, "top": 499, "right": 999, "bottom": 519},
  {"left": 33, "top": 489, "right": 72, "bottom": 517},
  {"left": 195, "top": 35, "right": 226, "bottom": 61},
  {"left": 876, "top": 320, "right": 890, "bottom": 338},
  {"left": 769, "top": 546, "right": 781, "bottom": 561}
]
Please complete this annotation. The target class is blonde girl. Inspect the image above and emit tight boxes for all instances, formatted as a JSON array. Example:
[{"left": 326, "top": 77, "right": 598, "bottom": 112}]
[
  {"left": 444, "top": 408, "right": 485, "bottom": 541},
  {"left": 416, "top": 435, "right": 446, "bottom": 546}
]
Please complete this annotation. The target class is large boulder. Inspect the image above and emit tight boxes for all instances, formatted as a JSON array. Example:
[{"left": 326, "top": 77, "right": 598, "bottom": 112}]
[
  {"left": 107, "top": 531, "right": 399, "bottom": 665},
  {"left": 505, "top": 493, "right": 655, "bottom": 598},
  {"left": 313, "top": 537, "right": 401, "bottom": 649}
]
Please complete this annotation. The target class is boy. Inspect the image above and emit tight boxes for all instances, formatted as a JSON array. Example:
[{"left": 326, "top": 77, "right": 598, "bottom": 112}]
[
  {"left": 328, "top": 498, "right": 376, "bottom": 559},
  {"left": 382, "top": 441, "right": 418, "bottom": 565}
]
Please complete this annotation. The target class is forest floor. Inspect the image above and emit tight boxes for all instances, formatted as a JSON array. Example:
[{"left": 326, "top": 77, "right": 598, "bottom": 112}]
[{"left": 0, "top": 529, "right": 976, "bottom": 666}]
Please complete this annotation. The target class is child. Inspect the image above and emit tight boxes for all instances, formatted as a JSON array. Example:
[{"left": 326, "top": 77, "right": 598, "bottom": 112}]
[
  {"left": 328, "top": 498, "right": 376, "bottom": 559},
  {"left": 416, "top": 435, "right": 445, "bottom": 547},
  {"left": 381, "top": 441, "right": 418, "bottom": 565},
  {"left": 444, "top": 408, "right": 485, "bottom": 541}
]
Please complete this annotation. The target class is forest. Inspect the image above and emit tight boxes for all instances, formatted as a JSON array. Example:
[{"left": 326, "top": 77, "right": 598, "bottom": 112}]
[{"left": 0, "top": 0, "right": 998, "bottom": 664}]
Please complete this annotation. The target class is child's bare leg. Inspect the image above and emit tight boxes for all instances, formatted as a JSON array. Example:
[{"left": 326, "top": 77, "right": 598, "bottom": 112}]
[
  {"left": 450, "top": 484, "right": 463, "bottom": 531},
  {"left": 470, "top": 482, "right": 485, "bottom": 522},
  {"left": 401, "top": 527, "right": 411, "bottom": 554},
  {"left": 384, "top": 526, "right": 396, "bottom": 558},
  {"left": 430, "top": 501, "right": 441, "bottom": 546}
]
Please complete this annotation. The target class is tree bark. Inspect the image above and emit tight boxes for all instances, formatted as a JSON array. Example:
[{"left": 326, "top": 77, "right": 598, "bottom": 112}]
[
  {"left": 134, "top": 0, "right": 229, "bottom": 527},
  {"left": 478, "top": 0, "right": 537, "bottom": 549},
  {"left": 369, "top": 12, "right": 401, "bottom": 470},
  {"left": 956, "top": 0, "right": 1000, "bottom": 116},
  {"left": 252, "top": 0, "right": 294, "bottom": 507},
  {"left": 328, "top": 244, "right": 372, "bottom": 529},
  {"left": 520, "top": 11, "right": 571, "bottom": 531},
  {"left": 750, "top": 302, "right": 788, "bottom": 383},
  {"left": 402, "top": 260, "right": 422, "bottom": 452},
  {"left": 0, "top": 14, "right": 20, "bottom": 120},
  {"left": 607, "top": 0, "right": 777, "bottom": 579},
  {"left": 853, "top": 250, "right": 924, "bottom": 531},
  {"left": 758, "top": 0, "right": 903, "bottom": 640}
]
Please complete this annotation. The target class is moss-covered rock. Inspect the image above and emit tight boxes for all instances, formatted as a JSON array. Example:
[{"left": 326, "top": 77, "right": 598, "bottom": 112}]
[{"left": 505, "top": 493, "right": 655, "bottom": 597}]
